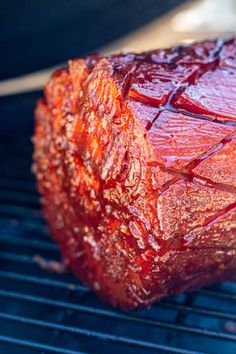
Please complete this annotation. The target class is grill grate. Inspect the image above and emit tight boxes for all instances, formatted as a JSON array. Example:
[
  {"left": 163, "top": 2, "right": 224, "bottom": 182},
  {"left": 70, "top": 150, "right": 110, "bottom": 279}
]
[{"left": 0, "top": 92, "right": 236, "bottom": 354}]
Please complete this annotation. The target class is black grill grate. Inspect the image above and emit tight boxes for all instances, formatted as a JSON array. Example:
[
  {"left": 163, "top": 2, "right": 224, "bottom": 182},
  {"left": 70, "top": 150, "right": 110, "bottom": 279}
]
[{"left": 0, "top": 92, "right": 236, "bottom": 354}]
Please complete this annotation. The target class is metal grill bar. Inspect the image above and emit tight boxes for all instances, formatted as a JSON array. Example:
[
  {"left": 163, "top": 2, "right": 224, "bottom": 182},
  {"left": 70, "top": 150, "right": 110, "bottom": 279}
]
[
  {"left": 0, "top": 270, "right": 88, "bottom": 292},
  {"left": 0, "top": 335, "right": 87, "bottom": 354},
  {"left": 0, "top": 312, "right": 205, "bottom": 354},
  {"left": 0, "top": 177, "right": 36, "bottom": 193},
  {"left": 159, "top": 302, "right": 236, "bottom": 321},
  {"left": 0, "top": 218, "right": 49, "bottom": 235},
  {"left": 0, "top": 270, "right": 235, "bottom": 321},
  {"left": 0, "top": 204, "right": 40, "bottom": 218},
  {"left": 0, "top": 170, "right": 33, "bottom": 181},
  {"left": 0, "top": 251, "right": 42, "bottom": 264},
  {"left": 0, "top": 234, "right": 58, "bottom": 251},
  {"left": 0, "top": 189, "right": 39, "bottom": 206},
  {"left": 0, "top": 165, "right": 32, "bottom": 179},
  {"left": 0, "top": 289, "right": 235, "bottom": 342},
  {"left": 200, "top": 289, "right": 236, "bottom": 301}
]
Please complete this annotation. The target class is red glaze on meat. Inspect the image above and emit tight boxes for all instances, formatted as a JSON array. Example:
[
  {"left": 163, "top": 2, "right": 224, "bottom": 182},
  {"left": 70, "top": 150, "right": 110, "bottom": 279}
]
[{"left": 33, "top": 39, "right": 236, "bottom": 310}]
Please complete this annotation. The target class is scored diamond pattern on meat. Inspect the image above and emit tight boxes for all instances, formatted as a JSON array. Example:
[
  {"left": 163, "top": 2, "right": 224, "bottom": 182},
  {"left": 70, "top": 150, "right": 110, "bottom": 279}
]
[{"left": 34, "top": 38, "right": 236, "bottom": 310}]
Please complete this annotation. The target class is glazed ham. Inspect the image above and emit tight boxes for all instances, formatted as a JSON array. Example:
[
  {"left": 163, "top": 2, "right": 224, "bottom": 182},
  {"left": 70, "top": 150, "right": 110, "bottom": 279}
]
[{"left": 34, "top": 38, "right": 236, "bottom": 310}]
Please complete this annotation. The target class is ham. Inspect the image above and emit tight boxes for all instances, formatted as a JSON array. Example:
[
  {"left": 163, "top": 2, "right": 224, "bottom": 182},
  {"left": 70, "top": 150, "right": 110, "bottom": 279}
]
[{"left": 33, "top": 38, "right": 236, "bottom": 310}]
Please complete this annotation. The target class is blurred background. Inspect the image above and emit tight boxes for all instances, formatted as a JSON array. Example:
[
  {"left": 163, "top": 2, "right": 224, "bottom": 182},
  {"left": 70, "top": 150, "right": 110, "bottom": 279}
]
[{"left": 1, "top": 0, "right": 236, "bottom": 94}]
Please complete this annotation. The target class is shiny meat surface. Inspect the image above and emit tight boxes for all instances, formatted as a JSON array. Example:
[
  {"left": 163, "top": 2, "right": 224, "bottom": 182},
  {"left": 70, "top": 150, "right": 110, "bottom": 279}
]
[{"left": 33, "top": 38, "right": 236, "bottom": 310}]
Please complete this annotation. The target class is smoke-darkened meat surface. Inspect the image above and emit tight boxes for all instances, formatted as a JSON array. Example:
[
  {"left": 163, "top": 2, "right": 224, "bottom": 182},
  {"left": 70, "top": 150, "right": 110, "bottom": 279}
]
[{"left": 34, "top": 39, "right": 236, "bottom": 310}]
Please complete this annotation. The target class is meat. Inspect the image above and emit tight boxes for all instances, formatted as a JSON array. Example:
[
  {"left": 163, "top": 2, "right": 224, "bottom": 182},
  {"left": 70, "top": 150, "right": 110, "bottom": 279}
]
[{"left": 33, "top": 38, "right": 236, "bottom": 310}]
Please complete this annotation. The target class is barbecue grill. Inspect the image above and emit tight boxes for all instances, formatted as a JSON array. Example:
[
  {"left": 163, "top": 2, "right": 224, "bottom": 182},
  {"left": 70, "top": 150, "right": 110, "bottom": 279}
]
[{"left": 0, "top": 90, "right": 236, "bottom": 354}]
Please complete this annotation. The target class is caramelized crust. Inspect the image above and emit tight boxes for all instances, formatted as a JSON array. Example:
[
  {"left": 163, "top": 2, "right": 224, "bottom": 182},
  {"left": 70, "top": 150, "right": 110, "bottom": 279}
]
[{"left": 34, "top": 39, "right": 236, "bottom": 310}]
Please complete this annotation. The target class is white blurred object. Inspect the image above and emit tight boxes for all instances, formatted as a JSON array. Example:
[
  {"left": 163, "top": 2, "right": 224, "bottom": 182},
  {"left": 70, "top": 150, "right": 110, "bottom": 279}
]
[{"left": 172, "top": 0, "right": 236, "bottom": 32}]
